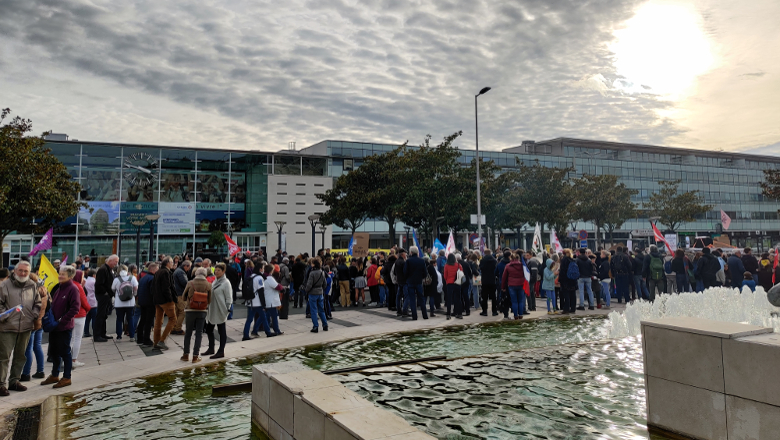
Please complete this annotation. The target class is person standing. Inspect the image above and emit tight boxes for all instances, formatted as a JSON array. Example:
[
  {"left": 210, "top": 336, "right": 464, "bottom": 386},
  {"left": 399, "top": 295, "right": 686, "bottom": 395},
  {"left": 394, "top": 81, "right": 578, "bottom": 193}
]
[
  {"left": 136, "top": 263, "right": 157, "bottom": 347},
  {"left": 727, "top": 251, "right": 746, "bottom": 289},
  {"left": 456, "top": 253, "right": 472, "bottom": 317},
  {"left": 542, "top": 257, "right": 558, "bottom": 314},
  {"left": 94, "top": 254, "right": 118, "bottom": 342},
  {"left": 243, "top": 270, "right": 274, "bottom": 340},
  {"left": 82, "top": 269, "right": 97, "bottom": 338},
  {"left": 111, "top": 265, "right": 138, "bottom": 341},
  {"left": 152, "top": 257, "right": 177, "bottom": 351},
  {"left": 671, "top": 249, "right": 690, "bottom": 293},
  {"left": 642, "top": 246, "right": 666, "bottom": 301},
  {"left": 383, "top": 254, "right": 397, "bottom": 311},
  {"left": 575, "top": 249, "right": 595, "bottom": 310},
  {"left": 180, "top": 268, "right": 212, "bottom": 363},
  {"left": 262, "top": 265, "right": 284, "bottom": 336},
  {"left": 172, "top": 260, "right": 191, "bottom": 335},
  {"left": 403, "top": 246, "right": 429, "bottom": 321},
  {"left": 501, "top": 252, "right": 527, "bottom": 320},
  {"left": 366, "top": 257, "right": 380, "bottom": 307},
  {"left": 631, "top": 250, "right": 649, "bottom": 300},
  {"left": 204, "top": 263, "right": 232, "bottom": 359},
  {"left": 610, "top": 246, "right": 632, "bottom": 303},
  {"left": 597, "top": 251, "right": 612, "bottom": 309},
  {"left": 424, "top": 259, "right": 438, "bottom": 317},
  {"left": 741, "top": 248, "right": 759, "bottom": 277},
  {"left": 41, "top": 266, "right": 81, "bottom": 389},
  {"left": 394, "top": 249, "right": 409, "bottom": 316},
  {"left": 559, "top": 249, "right": 578, "bottom": 314},
  {"left": 70, "top": 271, "right": 91, "bottom": 368},
  {"left": 757, "top": 252, "right": 774, "bottom": 291},
  {"left": 525, "top": 252, "right": 538, "bottom": 312},
  {"left": 292, "top": 257, "right": 308, "bottom": 308},
  {"left": 468, "top": 253, "right": 482, "bottom": 311},
  {"left": 21, "top": 273, "right": 48, "bottom": 383},
  {"left": 304, "top": 260, "right": 328, "bottom": 332},
  {"left": 478, "top": 249, "right": 498, "bottom": 316},
  {"left": 0, "top": 261, "right": 42, "bottom": 395},
  {"left": 443, "top": 254, "right": 462, "bottom": 320}
]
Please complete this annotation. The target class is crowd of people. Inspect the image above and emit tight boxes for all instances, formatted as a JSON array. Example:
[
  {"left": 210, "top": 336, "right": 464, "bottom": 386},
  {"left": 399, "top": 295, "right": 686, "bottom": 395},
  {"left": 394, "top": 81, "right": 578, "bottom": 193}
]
[{"left": 1, "top": 242, "right": 777, "bottom": 397}]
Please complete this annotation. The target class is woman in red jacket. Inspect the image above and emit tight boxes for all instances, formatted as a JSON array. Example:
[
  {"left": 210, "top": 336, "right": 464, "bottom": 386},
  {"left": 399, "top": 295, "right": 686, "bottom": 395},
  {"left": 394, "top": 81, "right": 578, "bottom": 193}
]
[
  {"left": 366, "top": 257, "right": 380, "bottom": 306},
  {"left": 71, "top": 271, "right": 91, "bottom": 369},
  {"left": 443, "top": 254, "right": 463, "bottom": 320},
  {"left": 501, "top": 253, "right": 527, "bottom": 320}
]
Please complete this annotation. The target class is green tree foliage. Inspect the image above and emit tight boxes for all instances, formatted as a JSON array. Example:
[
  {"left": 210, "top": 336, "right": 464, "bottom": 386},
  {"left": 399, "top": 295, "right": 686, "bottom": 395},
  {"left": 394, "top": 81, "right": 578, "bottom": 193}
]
[
  {"left": 760, "top": 169, "right": 780, "bottom": 201},
  {"left": 354, "top": 147, "right": 407, "bottom": 241},
  {"left": 0, "top": 108, "right": 85, "bottom": 244},
  {"left": 507, "top": 161, "right": 576, "bottom": 245},
  {"left": 647, "top": 180, "right": 713, "bottom": 232},
  {"left": 574, "top": 174, "right": 638, "bottom": 248},
  {"left": 207, "top": 230, "right": 226, "bottom": 248}
]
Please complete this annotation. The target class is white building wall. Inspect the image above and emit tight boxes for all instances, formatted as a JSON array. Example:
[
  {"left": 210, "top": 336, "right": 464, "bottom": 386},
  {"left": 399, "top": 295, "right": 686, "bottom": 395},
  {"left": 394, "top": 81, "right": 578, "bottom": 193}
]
[{"left": 266, "top": 175, "right": 332, "bottom": 256}]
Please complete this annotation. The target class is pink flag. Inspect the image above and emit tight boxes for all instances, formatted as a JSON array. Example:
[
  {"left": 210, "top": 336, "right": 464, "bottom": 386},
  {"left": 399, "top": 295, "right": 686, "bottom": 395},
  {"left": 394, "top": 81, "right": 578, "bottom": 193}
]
[
  {"left": 28, "top": 228, "right": 53, "bottom": 257},
  {"left": 720, "top": 210, "right": 731, "bottom": 230}
]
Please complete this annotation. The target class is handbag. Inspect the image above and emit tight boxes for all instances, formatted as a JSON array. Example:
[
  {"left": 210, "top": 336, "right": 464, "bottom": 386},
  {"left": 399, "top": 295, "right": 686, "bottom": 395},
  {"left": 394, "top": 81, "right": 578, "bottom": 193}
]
[
  {"left": 42, "top": 307, "right": 60, "bottom": 333},
  {"left": 190, "top": 291, "right": 209, "bottom": 311},
  {"left": 454, "top": 266, "right": 465, "bottom": 285}
]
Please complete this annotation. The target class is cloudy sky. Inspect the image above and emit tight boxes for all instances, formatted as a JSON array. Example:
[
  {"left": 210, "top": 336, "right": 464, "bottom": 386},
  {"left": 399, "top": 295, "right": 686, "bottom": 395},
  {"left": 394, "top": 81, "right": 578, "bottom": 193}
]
[{"left": 1, "top": 0, "right": 778, "bottom": 154}]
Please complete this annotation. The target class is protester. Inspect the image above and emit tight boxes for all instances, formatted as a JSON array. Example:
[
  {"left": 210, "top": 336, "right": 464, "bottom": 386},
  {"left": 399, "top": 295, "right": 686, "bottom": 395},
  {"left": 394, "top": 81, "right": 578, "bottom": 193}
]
[
  {"left": 94, "top": 254, "right": 118, "bottom": 342},
  {"left": 424, "top": 258, "right": 438, "bottom": 317},
  {"left": 262, "top": 265, "right": 284, "bottom": 335},
  {"left": 83, "top": 269, "right": 97, "bottom": 338},
  {"left": 742, "top": 271, "right": 757, "bottom": 292},
  {"left": 152, "top": 257, "right": 177, "bottom": 351},
  {"left": 41, "top": 266, "right": 81, "bottom": 389},
  {"left": 292, "top": 257, "right": 308, "bottom": 308},
  {"left": 243, "top": 268, "right": 274, "bottom": 340},
  {"left": 403, "top": 246, "right": 428, "bottom": 321},
  {"left": 21, "top": 273, "right": 48, "bottom": 383},
  {"left": 643, "top": 245, "right": 665, "bottom": 301},
  {"left": 576, "top": 249, "right": 595, "bottom": 310},
  {"left": 304, "top": 260, "right": 328, "bottom": 332},
  {"left": 70, "top": 271, "right": 91, "bottom": 368},
  {"left": 180, "top": 267, "right": 211, "bottom": 363},
  {"left": 202, "top": 263, "right": 232, "bottom": 359},
  {"left": 727, "top": 251, "right": 746, "bottom": 289},
  {"left": 610, "top": 246, "right": 632, "bottom": 303},
  {"left": 501, "top": 252, "right": 527, "bottom": 320},
  {"left": 757, "top": 252, "right": 774, "bottom": 291},
  {"left": 394, "top": 249, "right": 408, "bottom": 316},
  {"left": 366, "top": 257, "right": 380, "bottom": 307},
  {"left": 598, "top": 251, "right": 611, "bottom": 309},
  {"left": 353, "top": 258, "right": 367, "bottom": 307},
  {"left": 559, "top": 249, "right": 578, "bottom": 314},
  {"left": 136, "top": 263, "right": 158, "bottom": 347},
  {"left": 479, "top": 249, "right": 498, "bottom": 316},
  {"left": 0, "top": 261, "right": 43, "bottom": 395},
  {"left": 443, "top": 254, "right": 462, "bottom": 319},
  {"left": 542, "top": 256, "right": 558, "bottom": 314},
  {"left": 111, "top": 265, "right": 138, "bottom": 341},
  {"left": 172, "top": 260, "right": 191, "bottom": 335}
]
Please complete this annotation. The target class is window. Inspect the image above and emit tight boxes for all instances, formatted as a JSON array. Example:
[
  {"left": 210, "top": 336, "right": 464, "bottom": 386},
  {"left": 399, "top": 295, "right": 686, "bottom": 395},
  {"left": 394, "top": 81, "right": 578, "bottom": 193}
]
[
  {"left": 277, "top": 182, "right": 287, "bottom": 186},
  {"left": 296, "top": 183, "right": 306, "bottom": 186},
  {"left": 296, "top": 212, "right": 305, "bottom": 215},
  {"left": 296, "top": 193, "right": 305, "bottom": 196},
  {"left": 314, "top": 183, "right": 324, "bottom": 187},
  {"left": 343, "top": 159, "right": 354, "bottom": 171},
  {"left": 277, "top": 212, "right": 287, "bottom": 215},
  {"left": 296, "top": 202, "right": 305, "bottom": 205},
  {"left": 277, "top": 192, "right": 287, "bottom": 196},
  {"left": 277, "top": 202, "right": 287, "bottom": 205}
]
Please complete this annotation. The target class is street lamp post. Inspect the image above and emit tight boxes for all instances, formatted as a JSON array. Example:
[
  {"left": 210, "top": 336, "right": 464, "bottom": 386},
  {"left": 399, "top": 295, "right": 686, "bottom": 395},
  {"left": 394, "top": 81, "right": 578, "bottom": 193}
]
[
  {"left": 475, "top": 86, "right": 491, "bottom": 251},
  {"left": 403, "top": 226, "right": 411, "bottom": 249},
  {"left": 274, "top": 220, "right": 287, "bottom": 252},
  {"left": 130, "top": 219, "right": 148, "bottom": 267},
  {"left": 319, "top": 224, "right": 327, "bottom": 250},
  {"left": 146, "top": 214, "right": 161, "bottom": 262},
  {"left": 307, "top": 214, "right": 320, "bottom": 256}
]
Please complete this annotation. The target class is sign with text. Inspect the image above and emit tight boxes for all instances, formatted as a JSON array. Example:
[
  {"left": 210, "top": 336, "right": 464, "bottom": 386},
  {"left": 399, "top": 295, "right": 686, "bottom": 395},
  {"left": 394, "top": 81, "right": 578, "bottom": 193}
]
[
  {"left": 664, "top": 234, "right": 678, "bottom": 250},
  {"left": 158, "top": 202, "right": 195, "bottom": 235},
  {"left": 351, "top": 233, "right": 370, "bottom": 258}
]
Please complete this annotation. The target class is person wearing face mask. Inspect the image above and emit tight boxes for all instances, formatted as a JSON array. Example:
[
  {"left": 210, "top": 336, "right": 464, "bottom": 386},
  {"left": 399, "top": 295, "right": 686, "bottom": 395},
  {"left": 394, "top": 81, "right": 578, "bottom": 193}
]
[{"left": 0, "top": 261, "right": 43, "bottom": 396}]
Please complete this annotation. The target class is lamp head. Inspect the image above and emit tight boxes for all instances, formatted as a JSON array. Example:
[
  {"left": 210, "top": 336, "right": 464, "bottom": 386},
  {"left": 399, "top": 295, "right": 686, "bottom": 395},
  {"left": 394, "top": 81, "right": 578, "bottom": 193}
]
[{"left": 478, "top": 87, "right": 491, "bottom": 96}]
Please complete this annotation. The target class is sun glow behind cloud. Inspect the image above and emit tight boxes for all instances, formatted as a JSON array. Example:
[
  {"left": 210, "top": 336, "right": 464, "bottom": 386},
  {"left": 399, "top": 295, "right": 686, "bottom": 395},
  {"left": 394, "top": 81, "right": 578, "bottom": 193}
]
[{"left": 610, "top": 1, "right": 714, "bottom": 99}]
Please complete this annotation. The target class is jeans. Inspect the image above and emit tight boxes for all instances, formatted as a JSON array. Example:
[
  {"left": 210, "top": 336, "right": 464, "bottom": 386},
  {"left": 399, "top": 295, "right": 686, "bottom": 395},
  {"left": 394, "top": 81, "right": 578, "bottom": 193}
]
[
  {"left": 115, "top": 306, "right": 136, "bottom": 338},
  {"left": 633, "top": 275, "right": 650, "bottom": 300},
  {"left": 83, "top": 308, "right": 97, "bottom": 336},
  {"left": 205, "top": 322, "right": 227, "bottom": 354},
  {"left": 460, "top": 280, "right": 471, "bottom": 315},
  {"left": 309, "top": 294, "right": 328, "bottom": 328},
  {"left": 406, "top": 284, "right": 428, "bottom": 320},
  {"left": 244, "top": 305, "right": 271, "bottom": 337},
  {"left": 428, "top": 295, "right": 436, "bottom": 315},
  {"left": 137, "top": 304, "right": 155, "bottom": 343},
  {"left": 153, "top": 302, "right": 177, "bottom": 344},
  {"left": 23, "top": 329, "right": 43, "bottom": 376},
  {"left": 265, "top": 308, "right": 282, "bottom": 334},
  {"left": 577, "top": 278, "right": 594, "bottom": 307},
  {"left": 601, "top": 281, "right": 611, "bottom": 307},
  {"left": 379, "top": 285, "right": 387, "bottom": 305},
  {"left": 615, "top": 274, "right": 630, "bottom": 303},
  {"left": 676, "top": 274, "right": 691, "bottom": 292},
  {"left": 132, "top": 306, "right": 142, "bottom": 331},
  {"left": 508, "top": 285, "right": 526, "bottom": 317},
  {"left": 471, "top": 283, "right": 480, "bottom": 310},
  {"left": 445, "top": 284, "right": 462, "bottom": 316},
  {"left": 543, "top": 289, "right": 556, "bottom": 312},
  {"left": 183, "top": 311, "right": 206, "bottom": 356},
  {"left": 51, "top": 330, "right": 73, "bottom": 380}
]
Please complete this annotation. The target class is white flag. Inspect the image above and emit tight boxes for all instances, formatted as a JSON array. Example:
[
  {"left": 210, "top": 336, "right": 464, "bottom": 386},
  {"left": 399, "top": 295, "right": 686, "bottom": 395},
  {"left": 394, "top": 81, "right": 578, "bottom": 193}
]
[
  {"left": 445, "top": 232, "right": 457, "bottom": 256},
  {"left": 720, "top": 210, "right": 731, "bottom": 230},
  {"left": 532, "top": 223, "right": 542, "bottom": 252},
  {"left": 550, "top": 230, "right": 563, "bottom": 253}
]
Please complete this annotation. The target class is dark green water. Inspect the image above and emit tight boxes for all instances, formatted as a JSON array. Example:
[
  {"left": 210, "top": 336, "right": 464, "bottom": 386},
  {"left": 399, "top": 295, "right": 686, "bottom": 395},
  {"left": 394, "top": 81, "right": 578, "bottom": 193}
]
[{"left": 59, "top": 317, "right": 666, "bottom": 439}]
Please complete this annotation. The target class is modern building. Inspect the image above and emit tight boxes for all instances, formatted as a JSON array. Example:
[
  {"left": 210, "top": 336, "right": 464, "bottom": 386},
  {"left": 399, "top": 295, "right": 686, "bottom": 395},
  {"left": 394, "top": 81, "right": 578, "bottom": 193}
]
[{"left": 2, "top": 136, "right": 778, "bottom": 267}]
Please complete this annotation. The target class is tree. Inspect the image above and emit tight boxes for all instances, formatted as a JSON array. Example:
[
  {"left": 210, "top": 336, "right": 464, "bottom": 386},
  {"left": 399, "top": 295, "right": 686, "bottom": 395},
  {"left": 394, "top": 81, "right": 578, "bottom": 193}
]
[
  {"left": 207, "top": 230, "right": 226, "bottom": 249},
  {"left": 358, "top": 147, "right": 406, "bottom": 242},
  {"left": 574, "top": 174, "right": 638, "bottom": 249},
  {"left": 318, "top": 166, "right": 371, "bottom": 236},
  {"left": 760, "top": 169, "right": 780, "bottom": 201},
  {"left": 0, "top": 108, "right": 85, "bottom": 245},
  {"left": 647, "top": 180, "right": 713, "bottom": 232},
  {"left": 506, "top": 161, "right": 575, "bottom": 247}
]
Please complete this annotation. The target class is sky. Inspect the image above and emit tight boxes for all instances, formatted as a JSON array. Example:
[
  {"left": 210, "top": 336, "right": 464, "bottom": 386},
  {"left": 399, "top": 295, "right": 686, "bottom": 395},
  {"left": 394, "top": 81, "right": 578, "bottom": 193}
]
[{"left": 1, "top": 0, "right": 778, "bottom": 155}]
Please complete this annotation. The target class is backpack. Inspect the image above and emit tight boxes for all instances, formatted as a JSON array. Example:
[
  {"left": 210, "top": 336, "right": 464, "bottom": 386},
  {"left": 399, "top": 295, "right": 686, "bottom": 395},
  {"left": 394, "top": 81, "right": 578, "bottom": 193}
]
[
  {"left": 566, "top": 260, "right": 580, "bottom": 280},
  {"left": 190, "top": 291, "right": 208, "bottom": 310},
  {"left": 242, "top": 274, "right": 260, "bottom": 301},
  {"left": 423, "top": 270, "right": 433, "bottom": 286},
  {"left": 664, "top": 260, "right": 673, "bottom": 275},
  {"left": 650, "top": 257, "right": 664, "bottom": 280},
  {"left": 118, "top": 276, "right": 134, "bottom": 301}
]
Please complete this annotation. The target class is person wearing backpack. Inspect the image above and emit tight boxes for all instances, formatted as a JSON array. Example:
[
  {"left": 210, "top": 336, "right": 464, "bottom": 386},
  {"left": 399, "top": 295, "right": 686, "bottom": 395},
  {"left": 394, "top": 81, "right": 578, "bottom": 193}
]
[
  {"left": 111, "top": 265, "right": 138, "bottom": 341},
  {"left": 663, "top": 253, "right": 677, "bottom": 294},
  {"left": 242, "top": 270, "right": 273, "bottom": 341},
  {"left": 642, "top": 245, "right": 666, "bottom": 301},
  {"left": 181, "top": 268, "right": 212, "bottom": 363}
]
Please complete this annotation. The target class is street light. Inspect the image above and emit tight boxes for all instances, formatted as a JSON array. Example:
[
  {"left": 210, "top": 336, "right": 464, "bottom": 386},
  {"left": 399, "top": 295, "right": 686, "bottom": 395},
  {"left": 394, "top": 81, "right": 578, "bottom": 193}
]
[
  {"left": 130, "top": 219, "right": 148, "bottom": 267},
  {"left": 475, "top": 86, "right": 491, "bottom": 251},
  {"left": 145, "top": 214, "right": 161, "bottom": 261},
  {"left": 319, "top": 224, "right": 327, "bottom": 250},
  {"left": 307, "top": 214, "right": 320, "bottom": 256},
  {"left": 274, "top": 220, "right": 287, "bottom": 252}
]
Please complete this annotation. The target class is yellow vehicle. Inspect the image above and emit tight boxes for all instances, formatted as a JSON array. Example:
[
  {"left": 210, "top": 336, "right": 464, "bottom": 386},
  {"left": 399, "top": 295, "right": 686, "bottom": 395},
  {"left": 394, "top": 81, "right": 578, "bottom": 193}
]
[{"left": 329, "top": 249, "right": 393, "bottom": 262}]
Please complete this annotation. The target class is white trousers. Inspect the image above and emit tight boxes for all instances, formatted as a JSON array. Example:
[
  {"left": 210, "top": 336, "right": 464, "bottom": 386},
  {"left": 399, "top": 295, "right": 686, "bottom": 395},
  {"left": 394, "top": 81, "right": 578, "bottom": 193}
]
[{"left": 71, "top": 317, "right": 86, "bottom": 360}]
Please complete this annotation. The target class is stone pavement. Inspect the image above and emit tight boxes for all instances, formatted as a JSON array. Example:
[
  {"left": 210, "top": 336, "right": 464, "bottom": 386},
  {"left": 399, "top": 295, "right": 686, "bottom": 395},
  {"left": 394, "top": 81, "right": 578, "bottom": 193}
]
[{"left": 0, "top": 299, "right": 625, "bottom": 416}]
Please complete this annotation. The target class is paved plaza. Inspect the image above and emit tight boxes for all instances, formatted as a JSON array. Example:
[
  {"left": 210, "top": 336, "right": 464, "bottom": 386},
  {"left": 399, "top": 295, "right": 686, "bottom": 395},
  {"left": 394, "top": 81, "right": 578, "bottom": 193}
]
[{"left": 0, "top": 301, "right": 622, "bottom": 416}]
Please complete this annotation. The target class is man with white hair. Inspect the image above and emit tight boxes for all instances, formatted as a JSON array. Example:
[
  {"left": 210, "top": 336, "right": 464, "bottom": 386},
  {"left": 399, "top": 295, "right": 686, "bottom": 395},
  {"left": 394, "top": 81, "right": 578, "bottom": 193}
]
[
  {"left": 94, "top": 255, "right": 119, "bottom": 342},
  {"left": 0, "top": 261, "right": 42, "bottom": 396}
]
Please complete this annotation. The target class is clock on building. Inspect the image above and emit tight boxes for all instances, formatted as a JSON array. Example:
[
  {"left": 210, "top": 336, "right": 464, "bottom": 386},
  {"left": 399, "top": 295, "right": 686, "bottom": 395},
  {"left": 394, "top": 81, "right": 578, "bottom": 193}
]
[{"left": 123, "top": 152, "right": 160, "bottom": 187}]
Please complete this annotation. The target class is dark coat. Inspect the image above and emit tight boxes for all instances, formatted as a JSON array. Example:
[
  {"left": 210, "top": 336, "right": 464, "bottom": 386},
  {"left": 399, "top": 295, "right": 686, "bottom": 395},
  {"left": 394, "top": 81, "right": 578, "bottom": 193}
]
[
  {"left": 576, "top": 254, "right": 593, "bottom": 278},
  {"left": 742, "top": 254, "right": 759, "bottom": 275},
  {"left": 559, "top": 257, "right": 578, "bottom": 290},
  {"left": 152, "top": 266, "right": 176, "bottom": 305},
  {"left": 394, "top": 257, "right": 408, "bottom": 285},
  {"left": 424, "top": 265, "right": 438, "bottom": 297},
  {"left": 404, "top": 255, "right": 427, "bottom": 285},
  {"left": 610, "top": 253, "right": 632, "bottom": 276},
  {"left": 136, "top": 272, "right": 155, "bottom": 307},
  {"left": 225, "top": 264, "right": 241, "bottom": 293},
  {"left": 173, "top": 267, "right": 189, "bottom": 297},
  {"left": 479, "top": 255, "right": 498, "bottom": 286},
  {"left": 727, "top": 255, "right": 746, "bottom": 287},
  {"left": 95, "top": 263, "right": 114, "bottom": 297},
  {"left": 292, "top": 261, "right": 308, "bottom": 287}
]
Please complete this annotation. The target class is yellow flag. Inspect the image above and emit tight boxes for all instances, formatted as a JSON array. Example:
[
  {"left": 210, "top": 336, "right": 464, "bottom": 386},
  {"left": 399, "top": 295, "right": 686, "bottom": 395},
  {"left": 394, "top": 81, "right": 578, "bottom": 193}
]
[{"left": 39, "top": 254, "right": 59, "bottom": 293}]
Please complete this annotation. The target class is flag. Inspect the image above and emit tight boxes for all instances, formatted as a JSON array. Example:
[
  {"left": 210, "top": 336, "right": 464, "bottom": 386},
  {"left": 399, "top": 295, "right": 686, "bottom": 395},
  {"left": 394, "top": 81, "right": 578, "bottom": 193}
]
[
  {"left": 445, "top": 232, "right": 457, "bottom": 256},
  {"left": 348, "top": 235, "right": 355, "bottom": 256},
  {"left": 60, "top": 255, "right": 68, "bottom": 267},
  {"left": 412, "top": 229, "right": 421, "bottom": 251},
  {"left": 721, "top": 210, "right": 732, "bottom": 230},
  {"left": 774, "top": 246, "right": 779, "bottom": 284},
  {"left": 29, "top": 228, "right": 53, "bottom": 257},
  {"left": 521, "top": 256, "right": 531, "bottom": 296},
  {"left": 431, "top": 239, "right": 445, "bottom": 255},
  {"left": 550, "top": 230, "right": 563, "bottom": 253},
  {"left": 532, "top": 223, "right": 542, "bottom": 253},
  {"left": 651, "top": 222, "right": 671, "bottom": 250},
  {"left": 224, "top": 233, "right": 241, "bottom": 256},
  {"left": 39, "top": 254, "right": 59, "bottom": 293}
]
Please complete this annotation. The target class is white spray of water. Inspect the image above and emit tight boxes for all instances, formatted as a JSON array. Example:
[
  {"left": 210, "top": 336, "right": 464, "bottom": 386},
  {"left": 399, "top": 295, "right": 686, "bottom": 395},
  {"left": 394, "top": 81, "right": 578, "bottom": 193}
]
[{"left": 604, "top": 286, "right": 780, "bottom": 339}]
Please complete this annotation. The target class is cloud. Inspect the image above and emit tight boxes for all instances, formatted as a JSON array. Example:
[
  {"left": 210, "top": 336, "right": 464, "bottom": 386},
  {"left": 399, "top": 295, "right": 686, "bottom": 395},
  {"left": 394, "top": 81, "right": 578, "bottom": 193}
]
[{"left": 0, "top": 0, "right": 775, "bottom": 153}]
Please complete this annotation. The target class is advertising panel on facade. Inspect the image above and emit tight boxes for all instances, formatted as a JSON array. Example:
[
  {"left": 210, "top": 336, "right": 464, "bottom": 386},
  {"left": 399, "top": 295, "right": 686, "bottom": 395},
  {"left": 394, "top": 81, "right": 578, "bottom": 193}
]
[
  {"left": 158, "top": 202, "right": 196, "bottom": 234},
  {"left": 78, "top": 201, "right": 121, "bottom": 235}
]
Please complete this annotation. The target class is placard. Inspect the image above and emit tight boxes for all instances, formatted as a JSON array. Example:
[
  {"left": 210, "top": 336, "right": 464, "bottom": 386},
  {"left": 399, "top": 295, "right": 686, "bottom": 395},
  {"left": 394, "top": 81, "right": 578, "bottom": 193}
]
[
  {"left": 158, "top": 202, "right": 195, "bottom": 235},
  {"left": 664, "top": 234, "right": 678, "bottom": 251},
  {"left": 352, "top": 233, "right": 370, "bottom": 258}
]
